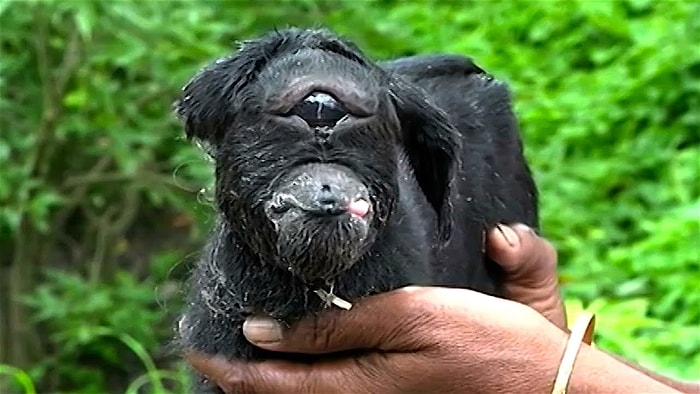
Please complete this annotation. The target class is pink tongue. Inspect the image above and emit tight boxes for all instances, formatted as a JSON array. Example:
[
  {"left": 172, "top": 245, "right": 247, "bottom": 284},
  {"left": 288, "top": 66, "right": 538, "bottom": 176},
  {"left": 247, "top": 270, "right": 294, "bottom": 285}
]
[{"left": 348, "top": 199, "right": 370, "bottom": 218}]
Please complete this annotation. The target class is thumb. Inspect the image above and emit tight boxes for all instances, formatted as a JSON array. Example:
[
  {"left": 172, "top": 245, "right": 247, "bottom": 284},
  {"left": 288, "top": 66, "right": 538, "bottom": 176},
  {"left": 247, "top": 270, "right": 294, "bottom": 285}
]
[
  {"left": 242, "top": 287, "right": 434, "bottom": 354},
  {"left": 487, "top": 223, "right": 558, "bottom": 286}
]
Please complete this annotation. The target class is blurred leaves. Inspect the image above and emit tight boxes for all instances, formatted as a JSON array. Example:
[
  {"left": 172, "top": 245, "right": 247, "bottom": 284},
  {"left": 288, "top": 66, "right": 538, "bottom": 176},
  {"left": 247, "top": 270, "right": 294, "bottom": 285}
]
[{"left": 21, "top": 269, "right": 172, "bottom": 392}]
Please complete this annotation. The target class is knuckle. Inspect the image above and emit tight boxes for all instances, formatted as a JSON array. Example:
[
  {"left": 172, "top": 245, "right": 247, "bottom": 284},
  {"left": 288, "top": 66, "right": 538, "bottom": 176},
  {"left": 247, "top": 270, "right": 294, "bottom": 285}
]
[
  {"left": 298, "top": 367, "right": 325, "bottom": 394},
  {"left": 219, "top": 364, "right": 261, "bottom": 394},
  {"left": 220, "top": 368, "right": 247, "bottom": 394},
  {"left": 308, "top": 312, "right": 339, "bottom": 350},
  {"left": 351, "top": 354, "right": 399, "bottom": 393},
  {"left": 393, "top": 287, "right": 434, "bottom": 317},
  {"left": 391, "top": 289, "right": 442, "bottom": 341}
]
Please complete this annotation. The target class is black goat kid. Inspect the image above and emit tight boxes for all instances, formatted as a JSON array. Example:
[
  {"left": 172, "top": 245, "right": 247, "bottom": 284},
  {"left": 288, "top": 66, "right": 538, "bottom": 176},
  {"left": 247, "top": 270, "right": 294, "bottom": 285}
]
[{"left": 174, "top": 28, "right": 538, "bottom": 393}]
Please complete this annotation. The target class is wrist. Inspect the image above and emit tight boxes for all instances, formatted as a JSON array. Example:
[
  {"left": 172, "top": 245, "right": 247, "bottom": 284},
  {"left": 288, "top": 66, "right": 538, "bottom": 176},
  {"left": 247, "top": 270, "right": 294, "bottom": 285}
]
[
  {"left": 565, "top": 343, "right": 682, "bottom": 393},
  {"left": 487, "top": 311, "right": 572, "bottom": 393}
]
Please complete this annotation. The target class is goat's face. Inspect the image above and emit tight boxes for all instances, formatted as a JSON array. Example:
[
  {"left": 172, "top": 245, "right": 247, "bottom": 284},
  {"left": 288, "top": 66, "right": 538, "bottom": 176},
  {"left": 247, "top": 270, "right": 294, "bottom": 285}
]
[
  {"left": 175, "top": 29, "right": 459, "bottom": 283},
  {"left": 216, "top": 46, "right": 404, "bottom": 283}
]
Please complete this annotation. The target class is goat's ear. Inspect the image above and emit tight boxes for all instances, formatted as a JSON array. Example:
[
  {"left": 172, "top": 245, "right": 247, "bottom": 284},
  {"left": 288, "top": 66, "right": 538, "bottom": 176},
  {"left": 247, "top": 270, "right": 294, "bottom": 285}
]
[
  {"left": 172, "top": 57, "right": 237, "bottom": 145},
  {"left": 391, "top": 80, "right": 461, "bottom": 242},
  {"left": 173, "top": 32, "right": 293, "bottom": 145}
]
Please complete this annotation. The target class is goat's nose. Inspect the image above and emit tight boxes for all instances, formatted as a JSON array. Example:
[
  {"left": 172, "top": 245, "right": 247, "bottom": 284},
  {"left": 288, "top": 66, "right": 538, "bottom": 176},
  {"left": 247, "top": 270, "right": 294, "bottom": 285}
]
[
  {"left": 290, "top": 92, "right": 348, "bottom": 128},
  {"left": 316, "top": 183, "right": 347, "bottom": 215}
]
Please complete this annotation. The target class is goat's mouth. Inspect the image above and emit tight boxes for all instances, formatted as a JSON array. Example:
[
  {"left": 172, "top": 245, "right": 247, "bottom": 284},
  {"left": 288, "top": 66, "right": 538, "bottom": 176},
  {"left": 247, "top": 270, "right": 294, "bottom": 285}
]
[
  {"left": 264, "top": 162, "right": 373, "bottom": 223},
  {"left": 263, "top": 163, "right": 375, "bottom": 282},
  {"left": 267, "top": 193, "right": 372, "bottom": 220}
]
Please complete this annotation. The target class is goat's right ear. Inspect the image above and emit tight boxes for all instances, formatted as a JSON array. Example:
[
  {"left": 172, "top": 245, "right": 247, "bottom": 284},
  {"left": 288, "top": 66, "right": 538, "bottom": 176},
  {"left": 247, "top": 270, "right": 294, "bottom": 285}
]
[{"left": 173, "top": 31, "right": 295, "bottom": 145}]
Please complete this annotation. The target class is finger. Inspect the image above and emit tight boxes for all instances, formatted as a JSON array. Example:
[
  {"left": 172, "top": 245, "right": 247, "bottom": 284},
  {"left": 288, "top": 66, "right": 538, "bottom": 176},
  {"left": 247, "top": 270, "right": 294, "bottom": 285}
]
[
  {"left": 243, "top": 286, "right": 452, "bottom": 354},
  {"left": 486, "top": 224, "right": 567, "bottom": 328},
  {"left": 186, "top": 351, "right": 389, "bottom": 394},
  {"left": 486, "top": 223, "right": 558, "bottom": 282}
]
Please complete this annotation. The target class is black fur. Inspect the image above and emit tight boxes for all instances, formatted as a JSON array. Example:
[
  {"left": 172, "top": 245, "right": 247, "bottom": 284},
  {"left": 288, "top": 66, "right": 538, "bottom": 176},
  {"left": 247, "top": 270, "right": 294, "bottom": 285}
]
[{"left": 174, "top": 28, "right": 538, "bottom": 393}]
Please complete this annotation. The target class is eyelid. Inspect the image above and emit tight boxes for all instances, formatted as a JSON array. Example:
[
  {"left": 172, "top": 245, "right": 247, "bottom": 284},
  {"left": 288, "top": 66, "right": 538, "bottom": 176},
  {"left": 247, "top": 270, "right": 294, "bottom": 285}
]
[{"left": 285, "top": 92, "right": 349, "bottom": 128}]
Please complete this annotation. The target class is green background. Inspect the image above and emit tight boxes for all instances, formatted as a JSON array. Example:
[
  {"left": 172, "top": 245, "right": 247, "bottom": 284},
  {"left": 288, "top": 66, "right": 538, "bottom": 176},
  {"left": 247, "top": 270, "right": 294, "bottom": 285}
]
[{"left": 1, "top": 0, "right": 698, "bottom": 392}]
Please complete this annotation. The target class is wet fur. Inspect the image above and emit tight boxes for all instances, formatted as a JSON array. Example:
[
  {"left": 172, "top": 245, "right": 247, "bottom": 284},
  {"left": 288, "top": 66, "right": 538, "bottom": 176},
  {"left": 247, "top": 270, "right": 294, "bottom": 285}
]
[{"left": 174, "top": 28, "right": 538, "bottom": 393}]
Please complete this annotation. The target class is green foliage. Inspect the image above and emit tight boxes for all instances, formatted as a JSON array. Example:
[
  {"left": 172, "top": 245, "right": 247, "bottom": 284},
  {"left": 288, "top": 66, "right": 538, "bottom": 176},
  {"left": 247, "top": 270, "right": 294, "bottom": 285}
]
[
  {"left": 0, "top": 364, "right": 36, "bottom": 394},
  {"left": 0, "top": 0, "right": 697, "bottom": 392},
  {"left": 20, "top": 269, "right": 181, "bottom": 392}
]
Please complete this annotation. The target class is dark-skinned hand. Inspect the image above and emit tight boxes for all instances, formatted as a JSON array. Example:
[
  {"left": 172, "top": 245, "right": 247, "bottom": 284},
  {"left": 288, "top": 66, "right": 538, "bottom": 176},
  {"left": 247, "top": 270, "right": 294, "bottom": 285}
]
[{"left": 186, "top": 224, "right": 684, "bottom": 394}]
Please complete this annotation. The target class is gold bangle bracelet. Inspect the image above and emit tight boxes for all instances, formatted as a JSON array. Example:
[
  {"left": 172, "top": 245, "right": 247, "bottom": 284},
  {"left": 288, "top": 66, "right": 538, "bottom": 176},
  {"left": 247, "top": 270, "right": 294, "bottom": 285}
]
[{"left": 551, "top": 312, "right": 596, "bottom": 394}]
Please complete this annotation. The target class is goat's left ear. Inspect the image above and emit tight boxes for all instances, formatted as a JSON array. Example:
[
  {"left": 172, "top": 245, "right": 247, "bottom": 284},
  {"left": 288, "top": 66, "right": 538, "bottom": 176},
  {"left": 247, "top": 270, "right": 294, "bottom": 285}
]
[{"left": 390, "top": 80, "right": 461, "bottom": 242}]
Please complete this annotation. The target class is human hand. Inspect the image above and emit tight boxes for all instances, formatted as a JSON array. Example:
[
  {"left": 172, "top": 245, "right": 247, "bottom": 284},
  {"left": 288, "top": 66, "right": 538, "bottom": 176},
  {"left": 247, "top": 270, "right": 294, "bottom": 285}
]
[
  {"left": 188, "top": 286, "right": 568, "bottom": 393},
  {"left": 187, "top": 224, "right": 684, "bottom": 393},
  {"left": 187, "top": 223, "right": 570, "bottom": 394},
  {"left": 487, "top": 224, "right": 567, "bottom": 329}
]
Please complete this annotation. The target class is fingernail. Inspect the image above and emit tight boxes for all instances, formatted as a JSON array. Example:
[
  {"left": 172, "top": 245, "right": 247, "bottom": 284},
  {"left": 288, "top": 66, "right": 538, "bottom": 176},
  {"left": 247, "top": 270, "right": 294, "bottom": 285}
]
[
  {"left": 512, "top": 223, "right": 536, "bottom": 236},
  {"left": 497, "top": 224, "right": 520, "bottom": 248},
  {"left": 243, "top": 316, "right": 283, "bottom": 344}
]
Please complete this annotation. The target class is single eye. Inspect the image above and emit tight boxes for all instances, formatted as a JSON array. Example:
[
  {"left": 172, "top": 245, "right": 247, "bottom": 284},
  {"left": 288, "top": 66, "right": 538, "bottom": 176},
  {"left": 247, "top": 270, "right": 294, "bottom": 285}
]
[{"left": 288, "top": 92, "right": 349, "bottom": 128}]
